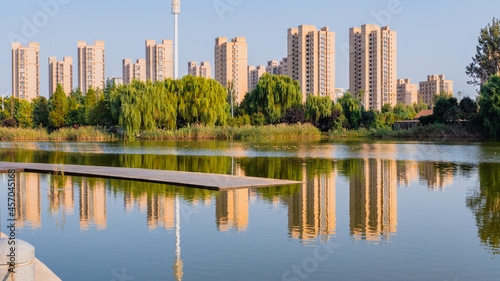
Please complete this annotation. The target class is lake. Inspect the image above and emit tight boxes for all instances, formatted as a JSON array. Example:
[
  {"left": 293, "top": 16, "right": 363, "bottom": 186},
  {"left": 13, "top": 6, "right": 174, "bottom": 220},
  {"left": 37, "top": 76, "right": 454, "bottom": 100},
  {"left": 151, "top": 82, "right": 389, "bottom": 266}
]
[{"left": 0, "top": 140, "right": 499, "bottom": 280}]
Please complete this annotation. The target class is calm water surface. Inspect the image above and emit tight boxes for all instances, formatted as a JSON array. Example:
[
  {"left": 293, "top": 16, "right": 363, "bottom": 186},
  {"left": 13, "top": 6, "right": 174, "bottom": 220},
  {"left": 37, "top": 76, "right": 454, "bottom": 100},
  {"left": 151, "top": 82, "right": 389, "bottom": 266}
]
[{"left": 0, "top": 140, "right": 499, "bottom": 280}]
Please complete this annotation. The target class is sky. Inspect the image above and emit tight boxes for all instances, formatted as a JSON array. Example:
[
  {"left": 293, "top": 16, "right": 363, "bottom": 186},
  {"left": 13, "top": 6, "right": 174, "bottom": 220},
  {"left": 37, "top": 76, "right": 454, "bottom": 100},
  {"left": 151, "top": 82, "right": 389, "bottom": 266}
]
[{"left": 1, "top": 0, "right": 499, "bottom": 99}]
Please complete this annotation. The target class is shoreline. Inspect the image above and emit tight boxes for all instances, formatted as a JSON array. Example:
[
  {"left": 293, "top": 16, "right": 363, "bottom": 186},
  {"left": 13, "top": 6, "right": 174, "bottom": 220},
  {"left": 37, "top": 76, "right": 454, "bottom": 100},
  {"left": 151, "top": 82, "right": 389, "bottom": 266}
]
[{"left": 0, "top": 124, "right": 492, "bottom": 142}]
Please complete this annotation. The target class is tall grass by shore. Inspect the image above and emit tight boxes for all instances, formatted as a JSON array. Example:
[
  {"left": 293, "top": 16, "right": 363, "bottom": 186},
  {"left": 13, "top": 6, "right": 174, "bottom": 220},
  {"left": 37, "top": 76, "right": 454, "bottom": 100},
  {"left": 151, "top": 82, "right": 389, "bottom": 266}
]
[
  {"left": 0, "top": 126, "right": 116, "bottom": 141},
  {"left": 141, "top": 123, "right": 322, "bottom": 141},
  {"left": 0, "top": 127, "right": 50, "bottom": 141},
  {"left": 370, "top": 124, "right": 485, "bottom": 139}
]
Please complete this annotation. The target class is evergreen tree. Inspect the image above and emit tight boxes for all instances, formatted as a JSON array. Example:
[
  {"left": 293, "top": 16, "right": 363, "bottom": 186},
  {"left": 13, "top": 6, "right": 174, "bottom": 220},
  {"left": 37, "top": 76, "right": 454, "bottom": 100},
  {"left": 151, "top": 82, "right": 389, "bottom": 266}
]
[
  {"left": 15, "top": 99, "right": 33, "bottom": 128},
  {"left": 48, "top": 84, "right": 68, "bottom": 129},
  {"left": 32, "top": 96, "right": 49, "bottom": 127},
  {"left": 466, "top": 18, "right": 500, "bottom": 87}
]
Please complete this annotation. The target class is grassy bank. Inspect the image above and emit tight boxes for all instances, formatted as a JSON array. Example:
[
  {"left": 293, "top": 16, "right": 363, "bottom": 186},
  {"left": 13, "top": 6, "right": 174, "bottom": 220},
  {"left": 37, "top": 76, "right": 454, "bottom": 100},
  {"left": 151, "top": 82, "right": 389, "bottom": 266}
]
[
  {"left": 140, "top": 123, "right": 322, "bottom": 141},
  {"left": 0, "top": 126, "right": 117, "bottom": 141},
  {"left": 370, "top": 124, "right": 485, "bottom": 139}
]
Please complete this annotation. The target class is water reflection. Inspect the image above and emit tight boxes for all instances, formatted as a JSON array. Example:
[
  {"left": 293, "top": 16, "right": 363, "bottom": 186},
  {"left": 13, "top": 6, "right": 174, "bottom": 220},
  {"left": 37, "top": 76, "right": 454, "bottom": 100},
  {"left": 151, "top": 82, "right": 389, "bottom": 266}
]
[
  {"left": 467, "top": 163, "right": 500, "bottom": 255},
  {"left": 14, "top": 173, "right": 41, "bottom": 229},
  {"left": 286, "top": 168, "right": 336, "bottom": 242},
  {"left": 216, "top": 189, "right": 249, "bottom": 232},
  {"left": 79, "top": 178, "right": 107, "bottom": 231},
  {"left": 7, "top": 157, "right": 498, "bottom": 255}
]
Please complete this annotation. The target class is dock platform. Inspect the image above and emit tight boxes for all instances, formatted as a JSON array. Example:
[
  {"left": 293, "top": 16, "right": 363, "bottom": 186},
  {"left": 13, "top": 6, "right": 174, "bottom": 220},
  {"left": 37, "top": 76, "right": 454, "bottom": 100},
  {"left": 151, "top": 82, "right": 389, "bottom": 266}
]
[{"left": 0, "top": 162, "right": 303, "bottom": 191}]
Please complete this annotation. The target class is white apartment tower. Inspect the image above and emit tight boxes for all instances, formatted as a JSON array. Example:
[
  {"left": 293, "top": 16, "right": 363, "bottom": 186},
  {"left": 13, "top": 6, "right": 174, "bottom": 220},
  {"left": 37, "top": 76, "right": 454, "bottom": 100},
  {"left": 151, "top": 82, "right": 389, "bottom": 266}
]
[
  {"left": 349, "top": 25, "right": 397, "bottom": 111},
  {"left": 78, "top": 41, "right": 105, "bottom": 94}
]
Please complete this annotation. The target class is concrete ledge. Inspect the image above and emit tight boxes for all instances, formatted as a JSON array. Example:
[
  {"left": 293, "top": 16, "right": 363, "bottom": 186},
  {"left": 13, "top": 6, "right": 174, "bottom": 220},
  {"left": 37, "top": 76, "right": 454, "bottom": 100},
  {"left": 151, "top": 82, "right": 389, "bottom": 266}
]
[
  {"left": 0, "top": 162, "right": 303, "bottom": 191},
  {"left": 0, "top": 233, "right": 61, "bottom": 281}
]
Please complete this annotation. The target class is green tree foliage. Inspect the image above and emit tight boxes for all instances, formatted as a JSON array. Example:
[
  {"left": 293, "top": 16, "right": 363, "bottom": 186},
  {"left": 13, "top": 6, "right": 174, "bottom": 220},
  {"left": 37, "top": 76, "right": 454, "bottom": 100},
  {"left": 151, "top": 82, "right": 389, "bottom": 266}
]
[
  {"left": 467, "top": 162, "right": 500, "bottom": 255},
  {"left": 381, "top": 103, "right": 393, "bottom": 114},
  {"left": 15, "top": 99, "right": 33, "bottom": 128},
  {"left": 84, "top": 87, "right": 98, "bottom": 125},
  {"left": 112, "top": 79, "right": 179, "bottom": 137},
  {"left": 459, "top": 97, "right": 478, "bottom": 121},
  {"left": 280, "top": 107, "right": 306, "bottom": 125},
  {"left": 338, "top": 92, "right": 362, "bottom": 129},
  {"left": 31, "top": 96, "right": 49, "bottom": 127},
  {"left": 478, "top": 74, "right": 500, "bottom": 137},
  {"left": 305, "top": 95, "right": 334, "bottom": 123},
  {"left": 242, "top": 74, "right": 302, "bottom": 124},
  {"left": 178, "top": 76, "right": 228, "bottom": 126},
  {"left": 413, "top": 100, "right": 429, "bottom": 113},
  {"left": 433, "top": 95, "right": 461, "bottom": 124},
  {"left": 466, "top": 18, "right": 500, "bottom": 87},
  {"left": 48, "top": 84, "right": 68, "bottom": 129}
]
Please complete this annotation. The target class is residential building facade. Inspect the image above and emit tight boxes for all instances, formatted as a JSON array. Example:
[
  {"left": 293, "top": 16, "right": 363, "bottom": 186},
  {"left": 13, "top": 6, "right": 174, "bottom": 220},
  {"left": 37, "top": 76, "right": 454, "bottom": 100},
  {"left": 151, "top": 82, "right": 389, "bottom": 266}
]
[
  {"left": 419, "top": 75, "right": 453, "bottom": 106},
  {"left": 248, "top": 65, "right": 266, "bottom": 92},
  {"left": 214, "top": 37, "right": 248, "bottom": 103},
  {"left": 397, "top": 79, "right": 418, "bottom": 105},
  {"left": 49, "top": 56, "right": 73, "bottom": 96},
  {"left": 188, "top": 61, "right": 212, "bottom": 79},
  {"left": 266, "top": 60, "right": 280, "bottom": 75},
  {"left": 12, "top": 42, "right": 39, "bottom": 100},
  {"left": 123, "top": 59, "right": 146, "bottom": 84},
  {"left": 78, "top": 41, "right": 105, "bottom": 94},
  {"left": 146, "top": 39, "right": 173, "bottom": 82},
  {"left": 349, "top": 25, "right": 397, "bottom": 111},
  {"left": 287, "top": 25, "right": 335, "bottom": 102}
]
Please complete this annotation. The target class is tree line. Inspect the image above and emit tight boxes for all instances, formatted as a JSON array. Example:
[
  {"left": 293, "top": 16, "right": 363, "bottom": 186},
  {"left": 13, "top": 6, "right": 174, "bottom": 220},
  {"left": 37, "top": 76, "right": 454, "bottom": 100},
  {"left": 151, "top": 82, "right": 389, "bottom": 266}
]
[{"left": 2, "top": 17, "right": 500, "bottom": 137}]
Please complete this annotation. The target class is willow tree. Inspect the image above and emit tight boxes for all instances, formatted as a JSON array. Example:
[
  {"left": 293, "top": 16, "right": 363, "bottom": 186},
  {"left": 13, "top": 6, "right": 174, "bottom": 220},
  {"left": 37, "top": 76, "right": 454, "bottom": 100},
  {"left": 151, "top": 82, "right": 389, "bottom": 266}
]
[
  {"left": 338, "top": 92, "right": 362, "bottom": 129},
  {"left": 178, "top": 76, "right": 228, "bottom": 126},
  {"left": 115, "top": 80, "right": 178, "bottom": 137},
  {"left": 305, "top": 94, "right": 334, "bottom": 123},
  {"left": 243, "top": 73, "right": 302, "bottom": 123}
]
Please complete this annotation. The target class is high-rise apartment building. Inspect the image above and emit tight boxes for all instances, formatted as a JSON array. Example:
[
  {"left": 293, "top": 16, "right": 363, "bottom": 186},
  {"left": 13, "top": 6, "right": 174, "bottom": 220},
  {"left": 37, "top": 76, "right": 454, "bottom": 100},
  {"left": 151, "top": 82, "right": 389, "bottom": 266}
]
[
  {"left": 397, "top": 79, "right": 418, "bottom": 105},
  {"left": 214, "top": 37, "right": 248, "bottom": 103},
  {"left": 349, "top": 25, "right": 397, "bottom": 111},
  {"left": 146, "top": 39, "right": 173, "bottom": 82},
  {"left": 419, "top": 75, "right": 453, "bottom": 106},
  {"left": 78, "top": 41, "right": 105, "bottom": 95},
  {"left": 187, "top": 61, "right": 198, "bottom": 76},
  {"left": 49, "top": 56, "right": 73, "bottom": 96},
  {"left": 248, "top": 65, "right": 265, "bottom": 92},
  {"left": 280, "top": 57, "right": 288, "bottom": 76},
  {"left": 188, "top": 61, "right": 212, "bottom": 79},
  {"left": 287, "top": 25, "right": 335, "bottom": 102},
  {"left": 12, "top": 42, "right": 39, "bottom": 100},
  {"left": 266, "top": 60, "right": 280, "bottom": 75},
  {"left": 123, "top": 59, "right": 146, "bottom": 84}
]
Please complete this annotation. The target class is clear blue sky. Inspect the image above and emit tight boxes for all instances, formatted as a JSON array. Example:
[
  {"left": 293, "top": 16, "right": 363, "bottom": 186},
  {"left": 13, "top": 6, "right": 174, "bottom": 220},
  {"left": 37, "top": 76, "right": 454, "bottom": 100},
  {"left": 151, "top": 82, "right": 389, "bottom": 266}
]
[{"left": 1, "top": 0, "right": 499, "bottom": 98}]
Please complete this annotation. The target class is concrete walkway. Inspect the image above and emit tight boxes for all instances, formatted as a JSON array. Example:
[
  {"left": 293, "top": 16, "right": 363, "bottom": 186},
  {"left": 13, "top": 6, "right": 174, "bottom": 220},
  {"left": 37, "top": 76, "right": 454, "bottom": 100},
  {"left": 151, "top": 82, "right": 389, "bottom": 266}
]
[
  {"left": 0, "top": 162, "right": 303, "bottom": 191},
  {"left": 0, "top": 233, "right": 61, "bottom": 281}
]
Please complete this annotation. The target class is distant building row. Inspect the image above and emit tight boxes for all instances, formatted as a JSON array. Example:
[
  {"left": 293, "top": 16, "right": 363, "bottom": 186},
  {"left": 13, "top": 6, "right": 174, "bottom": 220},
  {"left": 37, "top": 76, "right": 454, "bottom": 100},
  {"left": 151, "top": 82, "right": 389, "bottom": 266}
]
[
  {"left": 12, "top": 39, "right": 173, "bottom": 99},
  {"left": 11, "top": 24, "right": 453, "bottom": 108}
]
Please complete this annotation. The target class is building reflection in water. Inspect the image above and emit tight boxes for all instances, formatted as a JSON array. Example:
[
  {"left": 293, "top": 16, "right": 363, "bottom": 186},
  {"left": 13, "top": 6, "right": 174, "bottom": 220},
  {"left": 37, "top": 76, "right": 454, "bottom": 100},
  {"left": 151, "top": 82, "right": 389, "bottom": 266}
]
[
  {"left": 147, "top": 194, "right": 175, "bottom": 230},
  {"left": 286, "top": 166, "right": 336, "bottom": 242},
  {"left": 48, "top": 175, "right": 75, "bottom": 216},
  {"left": 15, "top": 173, "right": 41, "bottom": 230},
  {"left": 79, "top": 178, "right": 107, "bottom": 231},
  {"left": 349, "top": 159, "right": 398, "bottom": 241},
  {"left": 396, "top": 160, "right": 419, "bottom": 187},
  {"left": 418, "top": 162, "right": 454, "bottom": 189},
  {"left": 215, "top": 189, "right": 249, "bottom": 232}
]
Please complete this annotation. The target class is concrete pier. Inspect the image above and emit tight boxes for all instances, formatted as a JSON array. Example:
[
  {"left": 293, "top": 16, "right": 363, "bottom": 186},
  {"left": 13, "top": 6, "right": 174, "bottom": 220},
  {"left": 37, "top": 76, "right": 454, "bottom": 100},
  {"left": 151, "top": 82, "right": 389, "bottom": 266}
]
[
  {"left": 0, "top": 233, "right": 61, "bottom": 281},
  {"left": 0, "top": 162, "right": 303, "bottom": 191}
]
